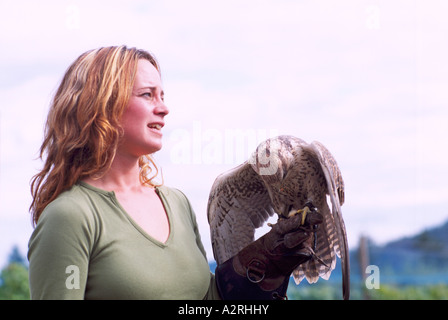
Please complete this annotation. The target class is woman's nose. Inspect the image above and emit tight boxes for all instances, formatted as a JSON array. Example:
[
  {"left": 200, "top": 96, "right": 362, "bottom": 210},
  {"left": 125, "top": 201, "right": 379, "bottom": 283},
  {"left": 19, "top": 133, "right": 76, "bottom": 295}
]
[{"left": 155, "top": 99, "right": 169, "bottom": 117}]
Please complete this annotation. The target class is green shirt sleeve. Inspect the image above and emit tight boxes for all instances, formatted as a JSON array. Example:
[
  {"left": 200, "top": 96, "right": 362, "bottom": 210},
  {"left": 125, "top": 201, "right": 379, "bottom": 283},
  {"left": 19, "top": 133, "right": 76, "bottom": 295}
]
[{"left": 28, "top": 196, "right": 94, "bottom": 299}]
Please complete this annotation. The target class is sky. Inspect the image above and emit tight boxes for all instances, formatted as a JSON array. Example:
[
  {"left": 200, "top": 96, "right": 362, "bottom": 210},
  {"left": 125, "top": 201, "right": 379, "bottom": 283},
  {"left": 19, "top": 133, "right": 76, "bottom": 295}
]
[{"left": 0, "top": 0, "right": 447, "bottom": 268}]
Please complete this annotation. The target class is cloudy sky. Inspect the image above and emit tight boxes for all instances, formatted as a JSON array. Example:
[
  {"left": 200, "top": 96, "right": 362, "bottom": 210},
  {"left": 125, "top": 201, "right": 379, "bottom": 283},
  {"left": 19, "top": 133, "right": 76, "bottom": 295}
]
[{"left": 0, "top": 0, "right": 447, "bottom": 267}]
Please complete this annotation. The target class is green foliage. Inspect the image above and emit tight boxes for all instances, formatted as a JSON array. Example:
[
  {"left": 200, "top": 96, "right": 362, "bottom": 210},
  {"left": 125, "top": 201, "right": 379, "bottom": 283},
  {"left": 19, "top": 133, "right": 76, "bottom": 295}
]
[
  {"left": 369, "top": 284, "right": 448, "bottom": 300},
  {"left": 0, "top": 245, "right": 30, "bottom": 300},
  {"left": 7, "top": 245, "right": 27, "bottom": 266},
  {"left": 287, "top": 282, "right": 448, "bottom": 300},
  {"left": 287, "top": 283, "right": 342, "bottom": 300},
  {"left": 0, "top": 263, "right": 30, "bottom": 300}
]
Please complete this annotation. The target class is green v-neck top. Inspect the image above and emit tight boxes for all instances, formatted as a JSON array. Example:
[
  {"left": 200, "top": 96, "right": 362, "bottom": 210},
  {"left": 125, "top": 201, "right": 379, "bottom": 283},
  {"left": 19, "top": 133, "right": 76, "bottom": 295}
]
[{"left": 28, "top": 182, "right": 220, "bottom": 299}]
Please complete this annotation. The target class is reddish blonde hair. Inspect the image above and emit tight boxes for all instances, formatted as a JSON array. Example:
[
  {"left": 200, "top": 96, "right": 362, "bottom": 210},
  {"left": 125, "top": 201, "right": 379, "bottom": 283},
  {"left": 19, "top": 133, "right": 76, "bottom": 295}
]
[{"left": 30, "top": 46, "right": 161, "bottom": 226}]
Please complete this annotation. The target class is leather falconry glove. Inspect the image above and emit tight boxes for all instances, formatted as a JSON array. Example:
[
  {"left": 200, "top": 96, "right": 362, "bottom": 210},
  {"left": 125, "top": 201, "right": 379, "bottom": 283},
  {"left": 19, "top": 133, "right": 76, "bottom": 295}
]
[{"left": 215, "top": 207, "right": 323, "bottom": 300}]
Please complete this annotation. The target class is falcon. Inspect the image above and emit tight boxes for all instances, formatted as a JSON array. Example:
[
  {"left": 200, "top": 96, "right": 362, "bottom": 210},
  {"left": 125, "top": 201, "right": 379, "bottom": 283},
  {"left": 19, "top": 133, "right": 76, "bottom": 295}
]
[{"left": 207, "top": 135, "right": 350, "bottom": 299}]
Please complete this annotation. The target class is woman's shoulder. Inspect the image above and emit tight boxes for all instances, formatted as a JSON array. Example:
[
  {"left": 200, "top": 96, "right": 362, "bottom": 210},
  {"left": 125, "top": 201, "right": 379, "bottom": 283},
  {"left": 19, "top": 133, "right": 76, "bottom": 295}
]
[
  {"left": 38, "top": 183, "right": 101, "bottom": 227},
  {"left": 29, "top": 184, "right": 100, "bottom": 256}
]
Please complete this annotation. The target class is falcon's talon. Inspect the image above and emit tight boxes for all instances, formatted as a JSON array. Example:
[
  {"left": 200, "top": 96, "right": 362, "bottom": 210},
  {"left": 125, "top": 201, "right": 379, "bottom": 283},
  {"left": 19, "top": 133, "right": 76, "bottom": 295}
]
[
  {"left": 301, "top": 207, "right": 310, "bottom": 225},
  {"left": 288, "top": 206, "right": 311, "bottom": 226},
  {"left": 312, "top": 253, "right": 329, "bottom": 268}
]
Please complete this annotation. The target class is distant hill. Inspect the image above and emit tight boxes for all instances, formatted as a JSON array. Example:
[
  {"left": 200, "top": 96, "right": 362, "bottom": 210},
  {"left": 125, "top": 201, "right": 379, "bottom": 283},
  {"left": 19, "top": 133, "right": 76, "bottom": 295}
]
[
  {"left": 350, "top": 219, "right": 448, "bottom": 285},
  {"left": 385, "top": 220, "right": 448, "bottom": 254}
]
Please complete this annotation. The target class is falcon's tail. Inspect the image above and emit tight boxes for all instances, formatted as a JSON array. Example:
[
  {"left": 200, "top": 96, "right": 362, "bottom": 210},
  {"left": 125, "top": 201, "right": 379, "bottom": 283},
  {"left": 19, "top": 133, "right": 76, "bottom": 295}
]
[{"left": 292, "top": 201, "right": 337, "bottom": 285}]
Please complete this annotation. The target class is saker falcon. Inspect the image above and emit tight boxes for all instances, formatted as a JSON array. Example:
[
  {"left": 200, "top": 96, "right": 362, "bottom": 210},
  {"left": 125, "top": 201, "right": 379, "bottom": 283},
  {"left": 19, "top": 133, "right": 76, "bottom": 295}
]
[{"left": 207, "top": 135, "right": 350, "bottom": 300}]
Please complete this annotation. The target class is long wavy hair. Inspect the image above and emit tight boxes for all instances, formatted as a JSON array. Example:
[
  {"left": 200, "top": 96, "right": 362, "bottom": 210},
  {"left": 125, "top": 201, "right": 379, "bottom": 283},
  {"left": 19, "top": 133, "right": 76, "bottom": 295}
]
[{"left": 30, "top": 46, "right": 162, "bottom": 226}]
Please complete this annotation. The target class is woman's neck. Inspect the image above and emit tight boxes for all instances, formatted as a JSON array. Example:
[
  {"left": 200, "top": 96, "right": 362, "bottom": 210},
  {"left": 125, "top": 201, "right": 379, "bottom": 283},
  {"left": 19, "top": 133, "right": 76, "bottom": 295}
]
[{"left": 83, "top": 154, "right": 146, "bottom": 192}]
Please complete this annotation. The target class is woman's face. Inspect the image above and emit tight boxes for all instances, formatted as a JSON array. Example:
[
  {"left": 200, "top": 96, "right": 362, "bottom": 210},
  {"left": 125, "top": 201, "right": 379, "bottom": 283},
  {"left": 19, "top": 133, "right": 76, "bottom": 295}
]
[{"left": 119, "top": 59, "right": 169, "bottom": 158}]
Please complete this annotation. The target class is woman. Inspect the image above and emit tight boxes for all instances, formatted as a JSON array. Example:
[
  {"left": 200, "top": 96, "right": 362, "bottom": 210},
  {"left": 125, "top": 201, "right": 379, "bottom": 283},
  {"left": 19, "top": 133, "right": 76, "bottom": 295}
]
[{"left": 28, "top": 46, "right": 321, "bottom": 299}]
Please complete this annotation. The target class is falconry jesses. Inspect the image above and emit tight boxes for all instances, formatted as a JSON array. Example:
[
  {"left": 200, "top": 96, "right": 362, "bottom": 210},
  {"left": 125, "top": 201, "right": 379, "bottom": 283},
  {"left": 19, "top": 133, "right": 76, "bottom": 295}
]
[{"left": 208, "top": 135, "right": 350, "bottom": 300}]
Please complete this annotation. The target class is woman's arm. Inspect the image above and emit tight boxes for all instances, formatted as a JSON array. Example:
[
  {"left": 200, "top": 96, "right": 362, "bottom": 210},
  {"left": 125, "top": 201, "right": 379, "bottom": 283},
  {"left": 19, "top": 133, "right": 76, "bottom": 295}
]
[{"left": 28, "top": 196, "right": 94, "bottom": 299}]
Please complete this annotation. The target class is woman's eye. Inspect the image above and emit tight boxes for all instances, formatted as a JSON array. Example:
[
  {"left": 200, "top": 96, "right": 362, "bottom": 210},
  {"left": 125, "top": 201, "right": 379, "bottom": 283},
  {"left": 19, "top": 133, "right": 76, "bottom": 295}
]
[{"left": 142, "top": 92, "right": 152, "bottom": 98}]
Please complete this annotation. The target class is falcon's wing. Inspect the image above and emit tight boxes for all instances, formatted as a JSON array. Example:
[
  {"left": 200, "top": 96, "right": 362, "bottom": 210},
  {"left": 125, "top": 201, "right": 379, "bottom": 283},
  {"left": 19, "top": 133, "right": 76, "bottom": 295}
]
[
  {"left": 207, "top": 162, "right": 275, "bottom": 265},
  {"left": 308, "top": 141, "right": 349, "bottom": 300}
]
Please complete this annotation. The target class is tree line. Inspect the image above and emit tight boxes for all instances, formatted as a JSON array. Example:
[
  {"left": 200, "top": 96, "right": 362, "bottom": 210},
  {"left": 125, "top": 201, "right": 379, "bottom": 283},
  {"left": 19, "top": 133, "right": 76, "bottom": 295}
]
[{"left": 0, "top": 245, "right": 29, "bottom": 300}]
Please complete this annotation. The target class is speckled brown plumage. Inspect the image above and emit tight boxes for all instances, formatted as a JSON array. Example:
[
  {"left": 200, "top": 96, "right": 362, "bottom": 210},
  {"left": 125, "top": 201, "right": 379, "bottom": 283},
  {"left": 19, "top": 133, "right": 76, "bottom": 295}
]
[{"left": 207, "top": 135, "right": 350, "bottom": 299}]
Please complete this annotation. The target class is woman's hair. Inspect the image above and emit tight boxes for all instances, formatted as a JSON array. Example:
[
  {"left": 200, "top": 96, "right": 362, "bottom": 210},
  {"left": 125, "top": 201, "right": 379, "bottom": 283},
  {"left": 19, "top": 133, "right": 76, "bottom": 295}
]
[{"left": 30, "top": 45, "right": 162, "bottom": 226}]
